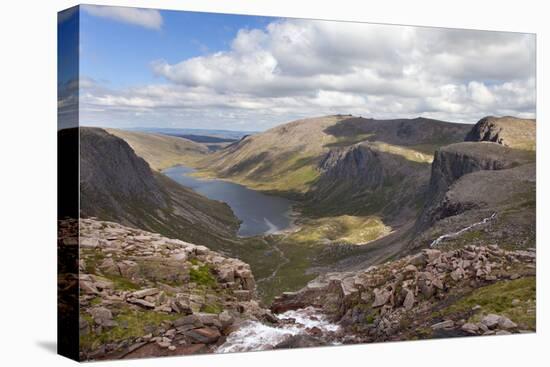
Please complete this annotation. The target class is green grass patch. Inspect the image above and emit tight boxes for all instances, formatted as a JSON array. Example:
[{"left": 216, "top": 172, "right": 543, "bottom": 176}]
[
  {"left": 193, "top": 152, "right": 320, "bottom": 195},
  {"left": 80, "top": 307, "right": 179, "bottom": 351},
  {"left": 90, "top": 297, "right": 102, "bottom": 306},
  {"left": 190, "top": 264, "right": 217, "bottom": 288},
  {"left": 105, "top": 274, "right": 140, "bottom": 291},
  {"left": 288, "top": 215, "right": 391, "bottom": 245},
  {"left": 442, "top": 277, "right": 536, "bottom": 329},
  {"left": 201, "top": 302, "right": 223, "bottom": 314}
]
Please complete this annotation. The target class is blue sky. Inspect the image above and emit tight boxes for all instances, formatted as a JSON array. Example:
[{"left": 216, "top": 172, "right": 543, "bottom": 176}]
[
  {"left": 58, "top": 5, "right": 536, "bottom": 131},
  {"left": 80, "top": 9, "right": 274, "bottom": 88}
]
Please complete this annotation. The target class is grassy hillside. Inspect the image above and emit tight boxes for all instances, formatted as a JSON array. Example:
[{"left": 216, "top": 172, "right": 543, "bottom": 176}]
[
  {"left": 195, "top": 115, "right": 342, "bottom": 195},
  {"left": 196, "top": 115, "right": 470, "bottom": 197},
  {"left": 107, "top": 128, "right": 208, "bottom": 170}
]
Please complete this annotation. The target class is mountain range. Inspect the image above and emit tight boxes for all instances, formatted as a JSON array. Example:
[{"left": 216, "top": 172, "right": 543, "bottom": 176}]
[{"left": 77, "top": 115, "right": 535, "bottom": 300}]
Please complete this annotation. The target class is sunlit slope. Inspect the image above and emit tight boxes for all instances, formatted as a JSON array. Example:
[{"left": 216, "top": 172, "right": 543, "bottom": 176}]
[
  {"left": 197, "top": 115, "right": 470, "bottom": 219},
  {"left": 107, "top": 128, "right": 209, "bottom": 170}
]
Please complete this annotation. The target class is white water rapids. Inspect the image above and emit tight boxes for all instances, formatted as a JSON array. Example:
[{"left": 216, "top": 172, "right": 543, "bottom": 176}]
[
  {"left": 430, "top": 212, "right": 497, "bottom": 248},
  {"left": 216, "top": 307, "right": 340, "bottom": 353}
]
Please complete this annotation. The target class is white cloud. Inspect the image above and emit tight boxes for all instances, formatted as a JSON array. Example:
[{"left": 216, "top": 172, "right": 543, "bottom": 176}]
[
  {"left": 81, "top": 18, "right": 536, "bottom": 130},
  {"left": 82, "top": 5, "right": 163, "bottom": 30}
]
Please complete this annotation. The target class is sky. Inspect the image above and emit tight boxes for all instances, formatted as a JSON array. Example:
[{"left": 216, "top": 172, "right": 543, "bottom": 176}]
[{"left": 58, "top": 5, "right": 536, "bottom": 131}]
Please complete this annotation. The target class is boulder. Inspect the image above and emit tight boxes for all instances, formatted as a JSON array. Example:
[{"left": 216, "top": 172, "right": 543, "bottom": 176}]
[
  {"left": 173, "top": 314, "right": 203, "bottom": 329},
  {"left": 118, "top": 260, "right": 139, "bottom": 280},
  {"left": 80, "top": 281, "right": 99, "bottom": 295},
  {"left": 171, "top": 294, "right": 193, "bottom": 315},
  {"left": 424, "top": 249, "right": 442, "bottom": 263},
  {"left": 403, "top": 290, "right": 415, "bottom": 310},
  {"left": 372, "top": 288, "right": 392, "bottom": 307},
  {"left": 89, "top": 307, "right": 116, "bottom": 327},
  {"left": 218, "top": 311, "right": 234, "bottom": 328},
  {"left": 80, "top": 237, "right": 99, "bottom": 248},
  {"left": 461, "top": 322, "right": 479, "bottom": 334},
  {"left": 131, "top": 288, "right": 159, "bottom": 299},
  {"left": 431, "top": 320, "right": 455, "bottom": 330},
  {"left": 408, "top": 253, "right": 427, "bottom": 267},
  {"left": 481, "top": 314, "right": 501, "bottom": 329},
  {"left": 98, "top": 258, "right": 119, "bottom": 276},
  {"left": 195, "top": 313, "right": 222, "bottom": 329},
  {"left": 497, "top": 316, "right": 518, "bottom": 330},
  {"left": 127, "top": 298, "right": 155, "bottom": 309},
  {"left": 184, "top": 327, "right": 221, "bottom": 344}
]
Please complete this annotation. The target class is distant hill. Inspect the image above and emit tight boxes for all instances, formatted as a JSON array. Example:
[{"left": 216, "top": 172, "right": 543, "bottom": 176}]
[
  {"left": 170, "top": 134, "right": 237, "bottom": 144},
  {"left": 127, "top": 127, "right": 256, "bottom": 141},
  {"left": 106, "top": 129, "right": 208, "bottom": 170}
]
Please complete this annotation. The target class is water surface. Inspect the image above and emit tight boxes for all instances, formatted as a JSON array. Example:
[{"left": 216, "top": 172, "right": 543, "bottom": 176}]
[{"left": 163, "top": 165, "right": 293, "bottom": 237}]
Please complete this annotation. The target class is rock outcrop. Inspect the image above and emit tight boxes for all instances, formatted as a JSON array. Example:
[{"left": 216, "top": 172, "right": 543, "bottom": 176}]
[
  {"left": 308, "top": 142, "right": 431, "bottom": 221},
  {"left": 465, "top": 116, "right": 536, "bottom": 150},
  {"left": 417, "top": 142, "right": 534, "bottom": 227},
  {"left": 64, "top": 218, "right": 275, "bottom": 361},
  {"left": 271, "top": 245, "right": 536, "bottom": 343},
  {"left": 428, "top": 142, "right": 530, "bottom": 200},
  {"left": 318, "top": 144, "right": 386, "bottom": 191}
]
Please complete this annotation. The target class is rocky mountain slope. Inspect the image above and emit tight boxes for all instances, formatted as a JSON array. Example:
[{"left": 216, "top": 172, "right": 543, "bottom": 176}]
[
  {"left": 71, "top": 218, "right": 276, "bottom": 360},
  {"left": 307, "top": 142, "right": 430, "bottom": 221},
  {"left": 106, "top": 128, "right": 208, "bottom": 171},
  {"left": 465, "top": 116, "right": 536, "bottom": 150},
  {"left": 410, "top": 117, "right": 536, "bottom": 252},
  {"left": 196, "top": 115, "right": 471, "bottom": 201},
  {"left": 78, "top": 128, "right": 240, "bottom": 249},
  {"left": 271, "top": 245, "right": 535, "bottom": 344}
]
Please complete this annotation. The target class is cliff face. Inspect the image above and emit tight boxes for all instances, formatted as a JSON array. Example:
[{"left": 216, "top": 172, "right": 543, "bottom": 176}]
[
  {"left": 80, "top": 127, "right": 167, "bottom": 217},
  {"left": 315, "top": 144, "right": 386, "bottom": 196},
  {"left": 465, "top": 116, "right": 536, "bottom": 150},
  {"left": 77, "top": 127, "right": 240, "bottom": 249},
  {"left": 424, "top": 142, "right": 532, "bottom": 218},
  {"left": 72, "top": 218, "right": 275, "bottom": 360},
  {"left": 307, "top": 142, "right": 431, "bottom": 221}
]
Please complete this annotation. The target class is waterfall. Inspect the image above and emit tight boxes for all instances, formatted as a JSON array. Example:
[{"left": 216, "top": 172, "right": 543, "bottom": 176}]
[
  {"left": 430, "top": 212, "right": 497, "bottom": 248},
  {"left": 216, "top": 307, "right": 340, "bottom": 353}
]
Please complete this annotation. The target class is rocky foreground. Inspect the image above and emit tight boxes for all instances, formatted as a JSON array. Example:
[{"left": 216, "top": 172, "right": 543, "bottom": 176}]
[
  {"left": 60, "top": 218, "right": 536, "bottom": 360},
  {"left": 63, "top": 219, "right": 277, "bottom": 361},
  {"left": 272, "top": 245, "right": 536, "bottom": 343}
]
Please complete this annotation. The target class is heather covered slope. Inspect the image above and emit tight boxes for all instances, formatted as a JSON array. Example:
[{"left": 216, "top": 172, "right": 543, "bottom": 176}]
[{"left": 78, "top": 127, "right": 239, "bottom": 249}]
